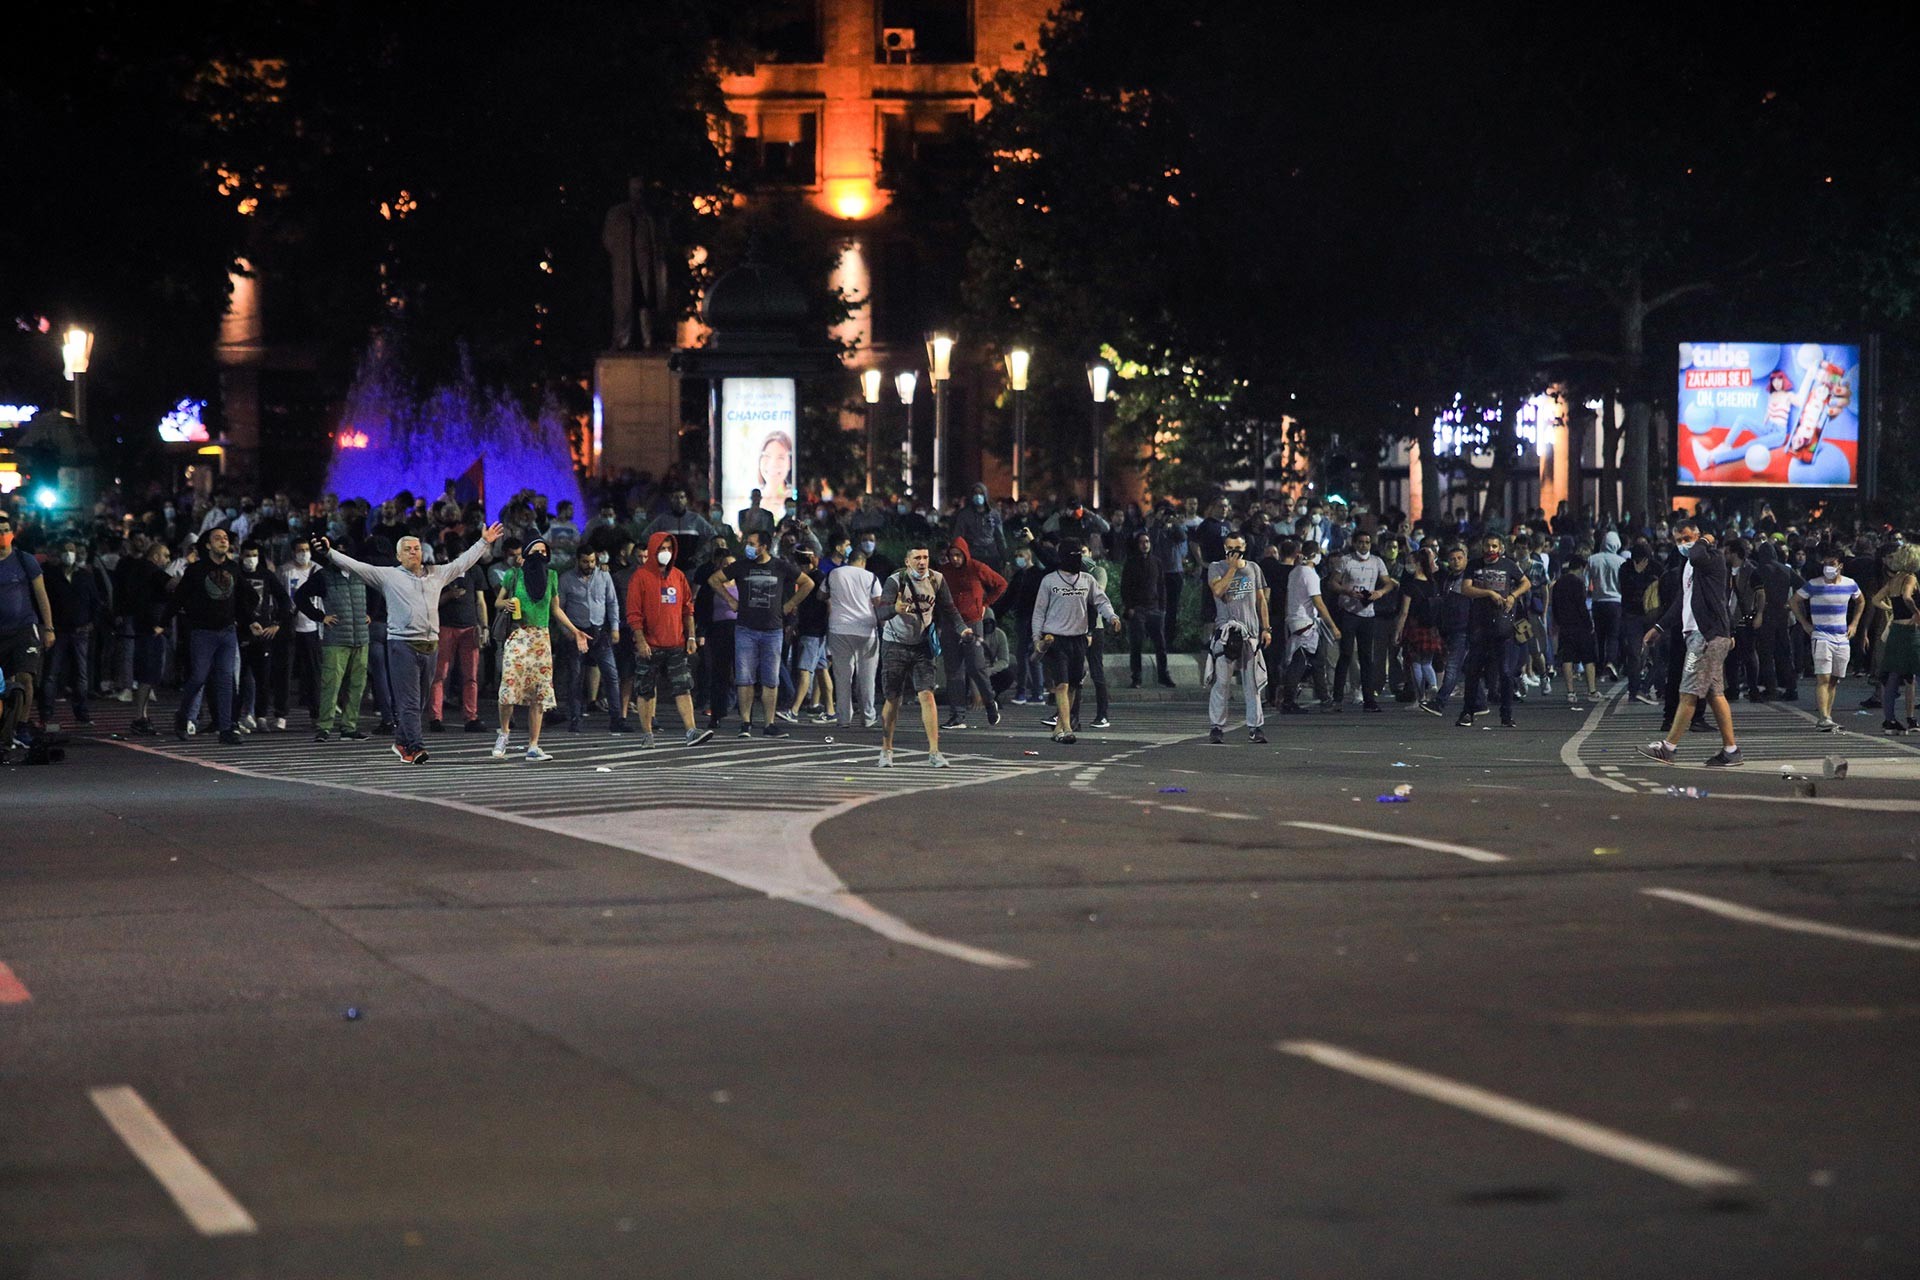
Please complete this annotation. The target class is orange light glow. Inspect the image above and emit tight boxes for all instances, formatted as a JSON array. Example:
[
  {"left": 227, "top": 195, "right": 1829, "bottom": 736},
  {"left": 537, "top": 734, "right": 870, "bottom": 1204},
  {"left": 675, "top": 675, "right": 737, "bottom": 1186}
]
[
  {"left": 337, "top": 429, "right": 370, "bottom": 450},
  {"left": 824, "top": 179, "right": 878, "bottom": 221}
]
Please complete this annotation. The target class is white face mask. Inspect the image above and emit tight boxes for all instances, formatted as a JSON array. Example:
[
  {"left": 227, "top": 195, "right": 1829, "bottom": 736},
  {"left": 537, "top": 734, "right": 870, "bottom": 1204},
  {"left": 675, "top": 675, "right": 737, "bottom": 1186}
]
[
  {"left": 656, "top": 550, "right": 671, "bottom": 566},
  {"left": 1822, "top": 565, "right": 1840, "bottom": 580},
  {"left": 242, "top": 555, "right": 259, "bottom": 570},
  {"left": 294, "top": 551, "right": 311, "bottom": 565},
  {"left": 61, "top": 551, "right": 77, "bottom": 566}
]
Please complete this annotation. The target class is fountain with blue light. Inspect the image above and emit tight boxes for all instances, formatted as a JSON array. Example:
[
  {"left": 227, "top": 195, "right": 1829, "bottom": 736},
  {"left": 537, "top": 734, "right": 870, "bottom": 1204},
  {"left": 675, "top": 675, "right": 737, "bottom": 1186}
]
[{"left": 325, "top": 338, "right": 581, "bottom": 512}]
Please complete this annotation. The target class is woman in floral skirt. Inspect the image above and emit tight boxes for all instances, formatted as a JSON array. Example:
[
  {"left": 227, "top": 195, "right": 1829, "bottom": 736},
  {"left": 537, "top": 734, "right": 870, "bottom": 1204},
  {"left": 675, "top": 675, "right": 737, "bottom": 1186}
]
[{"left": 492, "top": 535, "right": 590, "bottom": 761}]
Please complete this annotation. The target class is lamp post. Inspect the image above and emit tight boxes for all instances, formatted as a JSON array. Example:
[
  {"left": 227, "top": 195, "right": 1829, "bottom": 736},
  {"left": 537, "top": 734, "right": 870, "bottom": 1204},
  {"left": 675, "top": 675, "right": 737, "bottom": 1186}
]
[
  {"left": 925, "top": 331, "right": 954, "bottom": 510},
  {"left": 62, "top": 325, "right": 94, "bottom": 438},
  {"left": 1004, "top": 347, "right": 1030, "bottom": 502},
  {"left": 1086, "top": 360, "right": 1111, "bottom": 510},
  {"left": 861, "top": 368, "right": 884, "bottom": 496},
  {"left": 894, "top": 370, "right": 918, "bottom": 496}
]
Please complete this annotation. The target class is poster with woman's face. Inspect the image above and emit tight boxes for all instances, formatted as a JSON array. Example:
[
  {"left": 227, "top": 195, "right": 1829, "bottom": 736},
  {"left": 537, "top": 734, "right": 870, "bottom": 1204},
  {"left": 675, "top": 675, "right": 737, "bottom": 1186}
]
[{"left": 720, "top": 378, "right": 798, "bottom": 524}]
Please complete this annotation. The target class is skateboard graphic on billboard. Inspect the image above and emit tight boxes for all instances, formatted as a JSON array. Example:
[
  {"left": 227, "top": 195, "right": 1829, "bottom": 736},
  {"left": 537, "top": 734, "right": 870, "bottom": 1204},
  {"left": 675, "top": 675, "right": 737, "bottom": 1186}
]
[{"left": 1676, "top": 341, "right": 1859, "bottom": 488}]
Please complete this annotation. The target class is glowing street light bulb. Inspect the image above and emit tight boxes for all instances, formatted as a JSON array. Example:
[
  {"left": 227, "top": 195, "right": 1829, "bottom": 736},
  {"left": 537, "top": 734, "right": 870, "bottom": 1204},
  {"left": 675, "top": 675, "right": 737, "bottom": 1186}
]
[
  {"left": 1005, "top": 348, "right": 1031, "bottom": 392},
  {"left": 1087, "top": 361, "right": 1111, "bottom": 402},
  {"left": 926, "top": 332, "right": 955, "bottom": 382},
  {"left": 862, "top": 368, "right": 884, "bottom": 404},
  {"left": 895, "top": 370, "right": 918, "bottom": 405},
  {"left": 62, "top": 326, "right": 93, "bottom": 381}
]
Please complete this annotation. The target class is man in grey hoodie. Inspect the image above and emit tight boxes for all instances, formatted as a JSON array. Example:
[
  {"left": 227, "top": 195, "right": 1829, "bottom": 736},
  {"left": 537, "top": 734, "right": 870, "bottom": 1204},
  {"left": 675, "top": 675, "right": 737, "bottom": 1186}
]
[
  {"left": 1031, "top": 539, "right": 1120, "bottom": 744},
  {"left": 1588, "top": 530, "right": 1627, "bottom": 678},
  {"left": 311, "top": 523, "right": 503, "bottom": 763}
]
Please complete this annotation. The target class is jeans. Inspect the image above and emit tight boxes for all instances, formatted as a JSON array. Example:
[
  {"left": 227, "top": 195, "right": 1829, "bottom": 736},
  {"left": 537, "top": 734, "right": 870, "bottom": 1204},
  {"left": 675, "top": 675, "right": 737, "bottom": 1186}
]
[
  {"left": 432, "top": 624, "right": 481, "bottom": 722},
  {"left": 1127, "top": 608, "right": 1169, "bottom": 681},
  {"left": 828, "top": 631, "right": 879, "bottom": 725},
  {"left": 1333, "top": 614, "right": 1378, "bottom": 705},
  {"left": 734, "top": 625, "right": 783, "bottom": 689},
  {"left": 1757, "top": 621, "right": 1796, "bottom": 695},
  {"left": 941, "top": 625, "right": 997, "bottom": 719},
  {"left": 1619, "top": 614, "right": 1649, "bottom": 695},
  {"left": 1461, "top": 633, "right": 1514, "bottom": 722},
  {"left": 1013, "top": 618, "right": 1045, "bottom": 700},
  {"left": 386, "top": 637, "right": 436, "bottom": 751},
  {"left": 1430, "top": 631, "right": 1471, "bottom": 708},
  {"left": 1281, "top": 636, "right": 1329, "bottom": 707},
  {"left": 317, "top": 644, "right": 369, "bottom": 732},
  {"left": 39, "top": 626, "right": 92, "bottom": 720},
  {"left": 565, "top": 625, "right": 620, "bottom": 726},
  {"left": 367, "top": 621, "right": 396, "bottom": 725},
  {"left": 177, "top": 627, "right": 240, "bottom": 733}
]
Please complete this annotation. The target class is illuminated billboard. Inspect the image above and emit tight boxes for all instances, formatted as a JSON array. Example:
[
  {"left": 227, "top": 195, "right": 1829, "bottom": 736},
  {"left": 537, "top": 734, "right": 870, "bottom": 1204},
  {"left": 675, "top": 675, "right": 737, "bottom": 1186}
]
[
  {"left": 1676, "top": 342, "right": 1861, "bottom": 488},
  {"left": 719, "top": 378, "right": 797, "bottom": 532}
]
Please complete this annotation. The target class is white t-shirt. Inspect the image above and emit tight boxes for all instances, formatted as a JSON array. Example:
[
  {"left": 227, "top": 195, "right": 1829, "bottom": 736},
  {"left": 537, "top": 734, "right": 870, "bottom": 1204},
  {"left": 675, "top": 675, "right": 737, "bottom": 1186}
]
[
  {"left": 282, "top": 561, "right": 318, "bottom": 632},
  {"left": 824, "top": 565, "right": 883, "bottom": 636},
  {"left": 1285, "top": 563, "right": 1323, "bottom": 633},
  {"left": 1333, "top": 552, "right": 1384, "bottom": 617}
]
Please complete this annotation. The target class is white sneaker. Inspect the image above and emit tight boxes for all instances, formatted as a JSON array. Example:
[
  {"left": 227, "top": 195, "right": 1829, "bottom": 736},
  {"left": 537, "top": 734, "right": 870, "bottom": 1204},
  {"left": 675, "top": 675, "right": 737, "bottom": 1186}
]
[
  {"left": 525, "top": 746, "right": 553, "bottom": 762},
  {"left": 1815, "top": 717, "right": 1838, "bottom": 732},
  {"left": 877, "top": 748, "right": 894, "bottom": 768},
  {"left": 239, "top": 714, "right": 257, "bottom": 732},
  {"left": 273, "top": 717, "right": 287, "bottom": 731},
  {"left": 775, "top": 709, "right": 800, "bottom": 724},
  {"left": 490, "top": 732, "right": 510, "bottom": 758},
  {"left": 114, "top": 688, "right": 134, "bottom": 703},
  {"left": 184, "top": 721, "right": 198, "bottom": 736},
  {"left": 863, "top": 714, "right": 881, "bottom": 729},
  {"left": 927, "top": 752, "right": 950, "bottom": 768}
]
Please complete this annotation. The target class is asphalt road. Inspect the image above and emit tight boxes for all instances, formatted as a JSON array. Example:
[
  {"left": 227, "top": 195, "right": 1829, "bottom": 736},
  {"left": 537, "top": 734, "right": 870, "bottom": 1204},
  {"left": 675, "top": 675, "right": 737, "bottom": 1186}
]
[{"left": 3, "top": 676, "right": 1917, "bottom": 1279}]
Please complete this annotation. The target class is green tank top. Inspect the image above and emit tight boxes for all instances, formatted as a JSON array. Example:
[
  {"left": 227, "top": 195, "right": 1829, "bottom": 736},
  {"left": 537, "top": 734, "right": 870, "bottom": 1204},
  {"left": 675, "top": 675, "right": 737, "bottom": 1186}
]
[{"left": 502, "top": 567, "right": 557, "bottom": 629}]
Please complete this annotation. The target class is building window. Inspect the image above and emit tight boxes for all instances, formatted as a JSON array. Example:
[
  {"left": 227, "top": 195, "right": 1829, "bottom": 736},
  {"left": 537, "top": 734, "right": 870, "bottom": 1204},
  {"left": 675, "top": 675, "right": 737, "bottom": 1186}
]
[
  {"left": 877, "top": 0, "right": 973, "bottom": 65},
  {"left": 877, "top": 107, "right": 974, "bottom": 187},
  {"left": 735, "top": 110, "right": 819, "bottom": 187},
  {"left": 751, "top": 0, "right": 824, "bottom": 64}
]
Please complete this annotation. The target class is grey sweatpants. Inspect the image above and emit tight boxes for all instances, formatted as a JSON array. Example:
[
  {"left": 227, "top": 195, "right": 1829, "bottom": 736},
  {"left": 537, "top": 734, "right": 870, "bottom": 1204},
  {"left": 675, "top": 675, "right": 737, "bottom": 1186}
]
[
  {"left": 1208, "top": 650, "right": 1266, "bottom": 730},
  {"left": 829, "top": 631, "right": 879, "bottom": 726}
]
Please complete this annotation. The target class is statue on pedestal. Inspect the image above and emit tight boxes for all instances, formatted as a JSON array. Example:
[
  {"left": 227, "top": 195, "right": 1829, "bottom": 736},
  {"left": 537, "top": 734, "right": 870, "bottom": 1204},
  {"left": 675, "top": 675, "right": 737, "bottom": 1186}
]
[{"left": 603, "top": 175, "right": 671, "bottom": 350}]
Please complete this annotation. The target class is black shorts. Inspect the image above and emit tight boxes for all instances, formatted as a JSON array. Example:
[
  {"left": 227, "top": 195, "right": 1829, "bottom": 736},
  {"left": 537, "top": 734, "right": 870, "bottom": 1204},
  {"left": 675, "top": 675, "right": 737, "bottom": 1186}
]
[
  {"left": 1557, "top": 627, "right": 1598, "bottom": 665},
  {"left": 0, "top": 626, "right": 44, "bottom": 683},
  {"left": 1042, "top": 634, "right": 1089, "bottom": 688},
  {"left": 634, "top": 646, "right": 692, "bottom": 700},
  {"left": 880, "top": 640, "right": 939, "bottom": 701}
]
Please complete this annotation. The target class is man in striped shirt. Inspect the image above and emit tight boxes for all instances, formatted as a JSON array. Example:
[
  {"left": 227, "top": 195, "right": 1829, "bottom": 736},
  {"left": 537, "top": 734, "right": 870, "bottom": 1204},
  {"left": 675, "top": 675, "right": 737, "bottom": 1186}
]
[{"left": 1792, "top": 549, "right": 1864, "bottom": 732}]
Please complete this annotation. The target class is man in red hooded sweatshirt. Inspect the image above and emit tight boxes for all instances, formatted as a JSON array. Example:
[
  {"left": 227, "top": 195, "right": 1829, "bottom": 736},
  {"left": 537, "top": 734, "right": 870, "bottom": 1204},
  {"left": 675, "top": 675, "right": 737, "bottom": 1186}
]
[
  {"left": 624, "top": 532, "right": 714, "bottom": 748},
  {"left": 938, "top": 536, "right": 1008, "bottom": 729}
]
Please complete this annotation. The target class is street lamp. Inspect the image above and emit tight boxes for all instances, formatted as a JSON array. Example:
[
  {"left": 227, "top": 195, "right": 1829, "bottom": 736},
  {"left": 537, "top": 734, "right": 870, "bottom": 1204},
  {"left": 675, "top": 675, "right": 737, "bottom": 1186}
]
[
  {"left": 1004, "top": 347, "right": 1031, "bottom": 502},
  {"left": 1086, "top": 360, "right": 1111, "bottom": 510},
  {"left": 63, "top": 325, "right": 94, "bottom": 440},
  {"left": 925, "top": 331, "right": 954, "bottom": 510},
  {"left": 861, "top": 368, "right": 884, "bottom": 496},
  {"left": 895, "top": 370, "right": 918, "bottom": 496}
]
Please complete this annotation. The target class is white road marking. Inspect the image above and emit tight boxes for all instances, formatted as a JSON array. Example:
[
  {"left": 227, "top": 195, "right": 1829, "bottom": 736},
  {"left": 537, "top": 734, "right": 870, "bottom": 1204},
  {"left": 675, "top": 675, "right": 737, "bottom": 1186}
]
[
  {"left": 1562, "top": 689, "right": 1638, "bottom": 793},
  {"left": 88, "top": 1086, "right": 258, "bottom": 1236},
  {"left": 1284, "top": 821, "right": 1508, "bottom": 863},
  {"left": 1642, "top": 888, "right": 1920, "bottom": 953},
  {"left": 1273, "top": 1040, "right": 1750, "bottom": 1191}
]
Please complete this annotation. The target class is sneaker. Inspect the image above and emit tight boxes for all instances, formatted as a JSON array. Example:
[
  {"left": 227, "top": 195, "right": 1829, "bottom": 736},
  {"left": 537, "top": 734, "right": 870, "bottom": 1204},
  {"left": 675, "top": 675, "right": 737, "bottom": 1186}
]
[
  {"left": 775, "top": 709, "right": 801, "bottom": 724},
  {"left": 1637, "top": 740, "right": 1677, "bottom": 764},
  {"left": 1280, "top": 703, "right": 1308, "bottom": 715},
  {"left": 428, "top": 719, "right": 444, "bottom": 732},
  {"left": 314, "top": 730, "right": 332, "bottom": 742},
  {"left": 525, "top": 746, "right": 553, "bottom": 762},
  {"left": 1689, "top": 719, "right": 1711, "bottom": 733},
  {"left": 811, "top": 711, "right": 835, "bottom": 725},
  {"left": 1157, "top": 675, "right": 1176, "bottom": 688},
  {"left": 1631, "top": 692, "right": 1658, "bottom": 705},
  {"left": 1567, "top": 692, "right": 1580, "bottom": 706},
  {"left": 1776, "top": 690, "right": 1799, "bottom": 702},
  {"left": 1129, "top": 676, "right": 1141, "bottom": 689},
  {"left": 1322, "top": 701, "right": 1343, "bottom": 713},
  {"left": 1860, "top": 695, "right": 1882, "bottom": 710},
  {"left": 686, "top": 727, "right": 714, "bottom": 747},
  {"left": 1499, "top": 719, "right": 1518, "bottom": 728},
  {"left": 1362, "top": 703, "right": 1382, "bottom": 714},
  {"left": 1883, "top": 719, "right": 1905, "bottom": 735},
  {"left": 986, "top": 703, "right": 1002, "bottom": 726},
  {"left": 391, "top": 743, "right": 407, "bottom": 761},
  {"left": 863, "top": 714, "right": 881, "bottom": 730},
  {"left": 130, "top": 718, "right": 156, "bottom": 736},
  {"left": 490, "top": 732, "right": 511, "bottom": 758},
  {"left": 239, "top": 714, "right": 258, "bottom": 732},
  {"left": 1042, "top": 715, "right": 1058, "bottom": 729},
  {"left": 1814, "top": 717, "right": 1838, "bottom": 733},
  {"left": 1010, "top": 696, "right": 1029, "bottom": 706},
  {"left": 1091, "top": 717, "right": 1112, "bottom": 729},
  {"left": 375, "top": 719, "right": 395, "bottom": 735},
  {"left": 219, "top": 730, "right": 242, "bottom": 745},
  {"left": 1472, "top": 707, "right": 1492, "bottom": 718},
  {"left": 1455, "top": 716, "right": 1473, "bottom": 728},
  {"left": 927, "top": 752, "right": 950, "bottom": 768},
  {"left": 184, "top": 721, "right": 198, "bottom": 737},
  {"left": 762, "top": 724, "right": 789, "bottom": 738},
  {"left": 114, "top": 688, "right": 134, "bottom": 703},
  {"left": 1418, "top": 699, "right": 1443, "bottom": 717},
  {"left": 638, "top": 731, "right": 656, "bottom": 748},
  {"left": 1208, "top": 726, "right": 1225, "bottom": 745},
  {"left": 946, "top": 720, "right": 969, "bottom": 731},
  {"left": 877, "top": 748, "right": 894, "bottom": 768},
  {"left": 610, "top": 720, "right": 635, "bottom": 734},
  {"left": 341, "top": 729, "right": 370, "bottom": 741},
  {"left": 1249, "top": 728, "right": 1269, "bottom": 744},
  {"left": 737, "top": 723, "right": 754, "bottom": 738},
  {"left": 465, "top": 719, "right": 488, "bottom": 733},
  {"left": 411, "top": 747, "right": 430, "bottom": 764},
  {"left": 273, "top": 717, "right": 287, "bottom": 731},
  {"left": 1704, "top": 747, "right": 1744, "bottom": 767},
  {"left": 566, "top": 719, "right": 584, "bottom": 734}
]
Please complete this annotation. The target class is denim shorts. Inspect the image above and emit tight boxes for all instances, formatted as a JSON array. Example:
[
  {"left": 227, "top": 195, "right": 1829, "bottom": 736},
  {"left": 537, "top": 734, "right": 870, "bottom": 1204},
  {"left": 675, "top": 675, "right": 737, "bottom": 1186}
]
[
  {"left": 734, "top": 626, "right": 784, "bottom": 687},
  {"left": 795, "top": 634, "right": 829, "bottom": 672}
]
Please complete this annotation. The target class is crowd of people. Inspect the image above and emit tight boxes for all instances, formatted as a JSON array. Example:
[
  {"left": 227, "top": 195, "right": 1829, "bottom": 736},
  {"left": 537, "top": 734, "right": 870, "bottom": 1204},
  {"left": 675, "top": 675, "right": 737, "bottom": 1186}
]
[{"left": 1, "top": 467, "right": 1915, "bottom": 768}]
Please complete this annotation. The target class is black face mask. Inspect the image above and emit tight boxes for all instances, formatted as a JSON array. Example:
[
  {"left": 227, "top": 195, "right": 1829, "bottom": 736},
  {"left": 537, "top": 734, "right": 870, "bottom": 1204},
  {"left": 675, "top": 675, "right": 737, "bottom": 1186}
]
[{"left": 523, "top": 551, "right": 550, "bottom": 600}]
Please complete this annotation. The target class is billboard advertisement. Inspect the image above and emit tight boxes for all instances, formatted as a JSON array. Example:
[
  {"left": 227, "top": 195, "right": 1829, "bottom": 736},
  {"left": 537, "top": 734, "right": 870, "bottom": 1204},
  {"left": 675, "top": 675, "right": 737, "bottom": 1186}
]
[
  {"left": 719, "top": 377, "right": 797, "bottom": 532},
  {"left": 1676, "top": 341, "right": 1860, "bottom": 488}
]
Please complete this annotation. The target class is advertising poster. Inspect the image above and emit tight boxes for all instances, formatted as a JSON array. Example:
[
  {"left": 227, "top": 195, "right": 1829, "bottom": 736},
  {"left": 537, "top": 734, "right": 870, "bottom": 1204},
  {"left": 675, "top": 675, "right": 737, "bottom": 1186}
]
[
  {"left": 719, "top": 377, "right": 798, "bottom": 529},
  {"left": 1676, "top": 341, "right": 1860, "bottom": 488}
]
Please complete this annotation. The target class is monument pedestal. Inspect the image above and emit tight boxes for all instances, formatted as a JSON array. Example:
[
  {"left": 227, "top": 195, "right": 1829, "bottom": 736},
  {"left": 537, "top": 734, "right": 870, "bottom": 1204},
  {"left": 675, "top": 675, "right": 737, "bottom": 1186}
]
[{"left": 593, "top": 350, "right": 680, "bottom": 480}]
